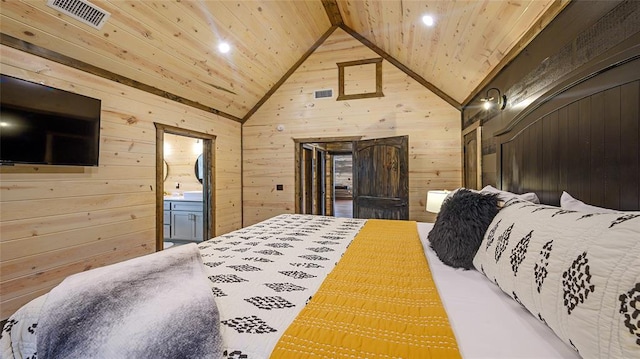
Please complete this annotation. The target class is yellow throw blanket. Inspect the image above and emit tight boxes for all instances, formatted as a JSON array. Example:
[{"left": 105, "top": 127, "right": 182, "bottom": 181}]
[{"left": 271, "top": 219, "right": 461, "bottom": 358}]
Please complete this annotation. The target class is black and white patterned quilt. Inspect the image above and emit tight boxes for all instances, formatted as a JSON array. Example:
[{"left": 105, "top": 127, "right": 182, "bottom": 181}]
[
  {"left": 1, "top": 214, "right": 366, "bottom": 359},
  {"left": 198, "top": 214, "right": 366, "bottom": 358}
]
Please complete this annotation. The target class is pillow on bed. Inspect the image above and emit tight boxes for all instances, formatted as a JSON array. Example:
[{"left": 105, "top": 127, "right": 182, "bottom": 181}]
[
  {"left": 480, "top": 185, "right": 540, "bottom": 204},
  {"left": 428, "top": 189, "right": 500, "bottom": 270},
  {"left": 560, "top": 191, "right": 620, "bottom": 213},
  {"left": 473, "top": 201, "right": 640, "bottom": 358}
]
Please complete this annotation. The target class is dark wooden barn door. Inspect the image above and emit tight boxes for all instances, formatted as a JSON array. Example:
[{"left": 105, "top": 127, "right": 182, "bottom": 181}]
[{"left": 353, "top": 136, "right": 408, "bottom": 219}]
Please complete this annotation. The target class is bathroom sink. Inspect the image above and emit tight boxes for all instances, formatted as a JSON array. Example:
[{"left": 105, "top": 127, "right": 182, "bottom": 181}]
[{"left": 182, "top": 191, "right": 203, "bottom": 200}]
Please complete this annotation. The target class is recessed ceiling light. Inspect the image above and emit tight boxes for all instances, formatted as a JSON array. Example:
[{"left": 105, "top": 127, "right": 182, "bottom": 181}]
[
  {"left": 422, "top": 15, "right": 435, "bottom": 27},
  {"left": 218, "top": 42, "right": 230, "bottom": 53}
]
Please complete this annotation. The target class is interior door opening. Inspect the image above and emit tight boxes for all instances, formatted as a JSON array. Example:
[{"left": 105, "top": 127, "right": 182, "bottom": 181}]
[
  {"left": 155, "top": 124, "right": 216, "bottom": 251},
  {"left": 295, "top": 136, "right": 408, "bottom": 220},
  {"left": 333, "top": 154, "right": 353, "bottom": 218},
  {"left": 296, "top": 139, "right": 357, "bottom": 218}
]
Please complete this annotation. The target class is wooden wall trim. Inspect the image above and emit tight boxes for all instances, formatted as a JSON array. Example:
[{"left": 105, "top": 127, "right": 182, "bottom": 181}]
[
  {"left": 154, "top": 123, "right": 217, "bottom": 251},
  {"left": 321, "top": 0, "right": 343, "bottom": 26},
  {"left": 461, "top": 122, "right": 483, "bottom": 190},
  {"left": 242, "top": 26, "right": 339, "bottom": 123},
  {"left": 155, "top": 126, "right": 164, "bottom": 252},
  {"left": 294, "top": 136, "right": 362, "bottom": 144},
  {"left": 496, "top": 43, "right": 640, "bottom": 139},
  {"left": 0, "top": 33, "right": 243, "bottom": 123},
  {"left": 336, "top": 58, "right": 384, "bottom": 101},
  {"left": 339, "top": 24, "right": 461, "bottom": 110},
  {"left": 293, "top": 136, "right": 362, "bottom": 216}
]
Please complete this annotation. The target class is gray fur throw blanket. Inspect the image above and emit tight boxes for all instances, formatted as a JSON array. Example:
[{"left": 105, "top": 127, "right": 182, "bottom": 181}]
[{"left": 37, "top": 244, "right": 222, "bottom": 359}]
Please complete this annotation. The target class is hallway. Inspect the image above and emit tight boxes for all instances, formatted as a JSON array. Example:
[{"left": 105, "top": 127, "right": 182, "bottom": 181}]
[{"left": 334, "top": 199, "right": 353, "bottom": 218}]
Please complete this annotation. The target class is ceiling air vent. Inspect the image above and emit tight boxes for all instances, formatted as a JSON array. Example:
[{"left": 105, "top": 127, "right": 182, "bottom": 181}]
[
  {"left": 314, "top": 89, "right": 333, "bottom": 99},
  {"left": 47, "top": 0, "right": 111, "bottom": 30}
]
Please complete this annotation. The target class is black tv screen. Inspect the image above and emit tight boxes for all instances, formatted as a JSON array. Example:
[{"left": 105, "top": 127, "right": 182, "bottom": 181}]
[{"left": 0, "top": 74, "right": 101, "bottom": 166}]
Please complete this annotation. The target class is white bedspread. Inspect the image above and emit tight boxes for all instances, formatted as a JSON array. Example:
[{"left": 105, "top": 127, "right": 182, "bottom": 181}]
[{"left": 197, "top": 214, "right": 366, "bottom": 357}]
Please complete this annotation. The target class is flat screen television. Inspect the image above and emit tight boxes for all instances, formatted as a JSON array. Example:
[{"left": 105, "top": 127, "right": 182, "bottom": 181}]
[{"left": 0, "top": 74, "right": 101, "bottom": 166}]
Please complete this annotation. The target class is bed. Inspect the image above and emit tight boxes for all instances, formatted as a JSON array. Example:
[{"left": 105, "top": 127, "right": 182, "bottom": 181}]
[
  {"left": 3, "top": 213, "right": 592, "bottom": 359},
  {"left": 2, "top": 36, "right": 640, "bottom": 359}
]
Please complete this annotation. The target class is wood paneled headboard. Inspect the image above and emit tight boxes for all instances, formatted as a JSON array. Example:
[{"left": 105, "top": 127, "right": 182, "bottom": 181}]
[{"left": 495, "top": 47, "right": 640, "bottom": 210}]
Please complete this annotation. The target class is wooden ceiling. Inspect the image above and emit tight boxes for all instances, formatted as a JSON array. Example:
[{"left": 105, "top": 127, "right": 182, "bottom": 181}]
[{"left": 0, "top": 0, "right": 568, "bottom": 122}]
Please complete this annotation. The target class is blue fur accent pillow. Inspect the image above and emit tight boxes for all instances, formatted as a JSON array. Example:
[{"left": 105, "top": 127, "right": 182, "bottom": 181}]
[{"left": 428, "top": 189, "right": 500, "bottom": 269}]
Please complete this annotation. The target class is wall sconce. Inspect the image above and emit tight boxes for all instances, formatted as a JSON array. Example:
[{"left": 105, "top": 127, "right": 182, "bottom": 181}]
[
  {"left": 426, "top": 190, "right": 449, "bottom": 213},
  {"left": 481, "top": 87, "right": 507, "bottom": 110}
]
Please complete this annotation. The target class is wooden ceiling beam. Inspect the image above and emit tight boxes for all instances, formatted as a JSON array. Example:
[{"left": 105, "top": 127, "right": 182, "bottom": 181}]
[
  {"left": 0, "top": 33, "right": 243, "bottom": 123},
  {"left": 242, "top": 26, "right": 339, "bottom": 123},
  {"left": 322, "top": 0, "right": 344, "bottom": 26}
]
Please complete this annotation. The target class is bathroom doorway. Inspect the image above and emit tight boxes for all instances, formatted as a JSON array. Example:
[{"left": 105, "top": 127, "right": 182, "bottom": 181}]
[{"left": 155, "top": 124, "right": 216, "bottom": 251}]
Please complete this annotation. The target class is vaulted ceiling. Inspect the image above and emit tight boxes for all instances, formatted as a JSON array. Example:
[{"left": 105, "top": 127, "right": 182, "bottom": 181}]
[{"left": 0, "top": 0, "right": 568, "bottom": 122}]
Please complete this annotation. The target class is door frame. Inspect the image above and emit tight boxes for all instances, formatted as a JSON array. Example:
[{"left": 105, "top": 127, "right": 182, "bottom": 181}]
[
  {"left": 294, "top": 136, "right": 361, "bottom": 214},
  {"left": 155, "top": 123, "right": 216, "bottom": 251},
  {"left": 461, "top": 120, "right": 482, "bottom": 190},
  {"left": 302, "top": 144, "right": 314, "bottom": 214}
]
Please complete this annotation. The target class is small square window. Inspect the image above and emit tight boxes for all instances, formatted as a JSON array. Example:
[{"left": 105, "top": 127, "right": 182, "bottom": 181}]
[{"left": 336, "top": 58, "right": 383, "bottom": 101}]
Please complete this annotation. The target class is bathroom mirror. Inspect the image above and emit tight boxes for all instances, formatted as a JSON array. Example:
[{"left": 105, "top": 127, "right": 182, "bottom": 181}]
[
  {"left": 163, "top": 160, "right": 168, "bottom": 181},
  {"left": 194, "top": 154, "right": 203, "bottom": 184}
]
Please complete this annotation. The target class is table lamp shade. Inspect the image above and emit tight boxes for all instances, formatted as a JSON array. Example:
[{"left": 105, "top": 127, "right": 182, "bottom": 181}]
[{"left": 426, "top": 190, "right": 449, "bottom": 213}]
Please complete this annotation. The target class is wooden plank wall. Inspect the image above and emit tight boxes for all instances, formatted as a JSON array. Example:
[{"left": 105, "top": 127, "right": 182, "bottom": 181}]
[
  {"left": 243, "top": 28, "right": 461, "bottom": 226},
  {"left": 0, "top": 45, "right": 242, "bottom": 320},
  {"left": 462, "top": 1, "right": 639, "bottom": 186}
]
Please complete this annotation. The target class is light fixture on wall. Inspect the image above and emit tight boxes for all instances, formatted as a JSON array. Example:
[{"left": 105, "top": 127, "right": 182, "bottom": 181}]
[
  {"left": 481, "top": 87, "right": 507, "bottom": 110},
  {"left": 426, "top": 190, "right": 449, "bottom": 213}
]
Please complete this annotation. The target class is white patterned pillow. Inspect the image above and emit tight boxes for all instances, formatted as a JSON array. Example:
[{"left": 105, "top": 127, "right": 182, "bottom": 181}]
[
  {"left": 473, "top": 201, "right": 640, "bottom": 358},
  {"left": 560, "top": 191, "right": 621, "bottom": 214}
]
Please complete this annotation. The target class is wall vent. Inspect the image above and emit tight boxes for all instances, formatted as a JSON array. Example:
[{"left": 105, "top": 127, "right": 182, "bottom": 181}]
[
  {"left": 47, "top": 0, "right": 111, "bottom": 30},
  {"left": 314, "top": 89, "right": 333, "bottom": 99}
]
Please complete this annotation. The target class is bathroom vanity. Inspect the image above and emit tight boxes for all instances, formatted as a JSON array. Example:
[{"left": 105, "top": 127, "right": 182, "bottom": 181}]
[{"left": 163, "top": 193, "right": 203, "bottom": 242}]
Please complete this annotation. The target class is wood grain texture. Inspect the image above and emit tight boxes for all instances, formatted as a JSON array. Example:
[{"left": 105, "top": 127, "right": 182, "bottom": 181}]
[
  {"left": 0, "top": 0, "right": 331, "bottom": 119},
  {"left": 0, "top": 45, "right": 242, "bottom": 320},
  {"left": 338, "top": 0, "right": 565, "bottom": 104},
  {"left": 0, "top": 0, "right": 560, "bottom": 120},
  {"left": 497, "top": 56, "right": 640, "bottom": 209},
  {"left": 243, "top": 28, "right": 461, "bottom": 226},
  {"left": 463, "top": 2, "right": 639, "bottom": 187},
  {"left": 353, "top": 136, "right": 409, "bottom": 220}
]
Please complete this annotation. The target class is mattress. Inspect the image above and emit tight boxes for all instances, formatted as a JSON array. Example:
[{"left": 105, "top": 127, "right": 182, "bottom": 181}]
[{"left": 1, "top": 215, "right": 580, "bottom": 358}]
